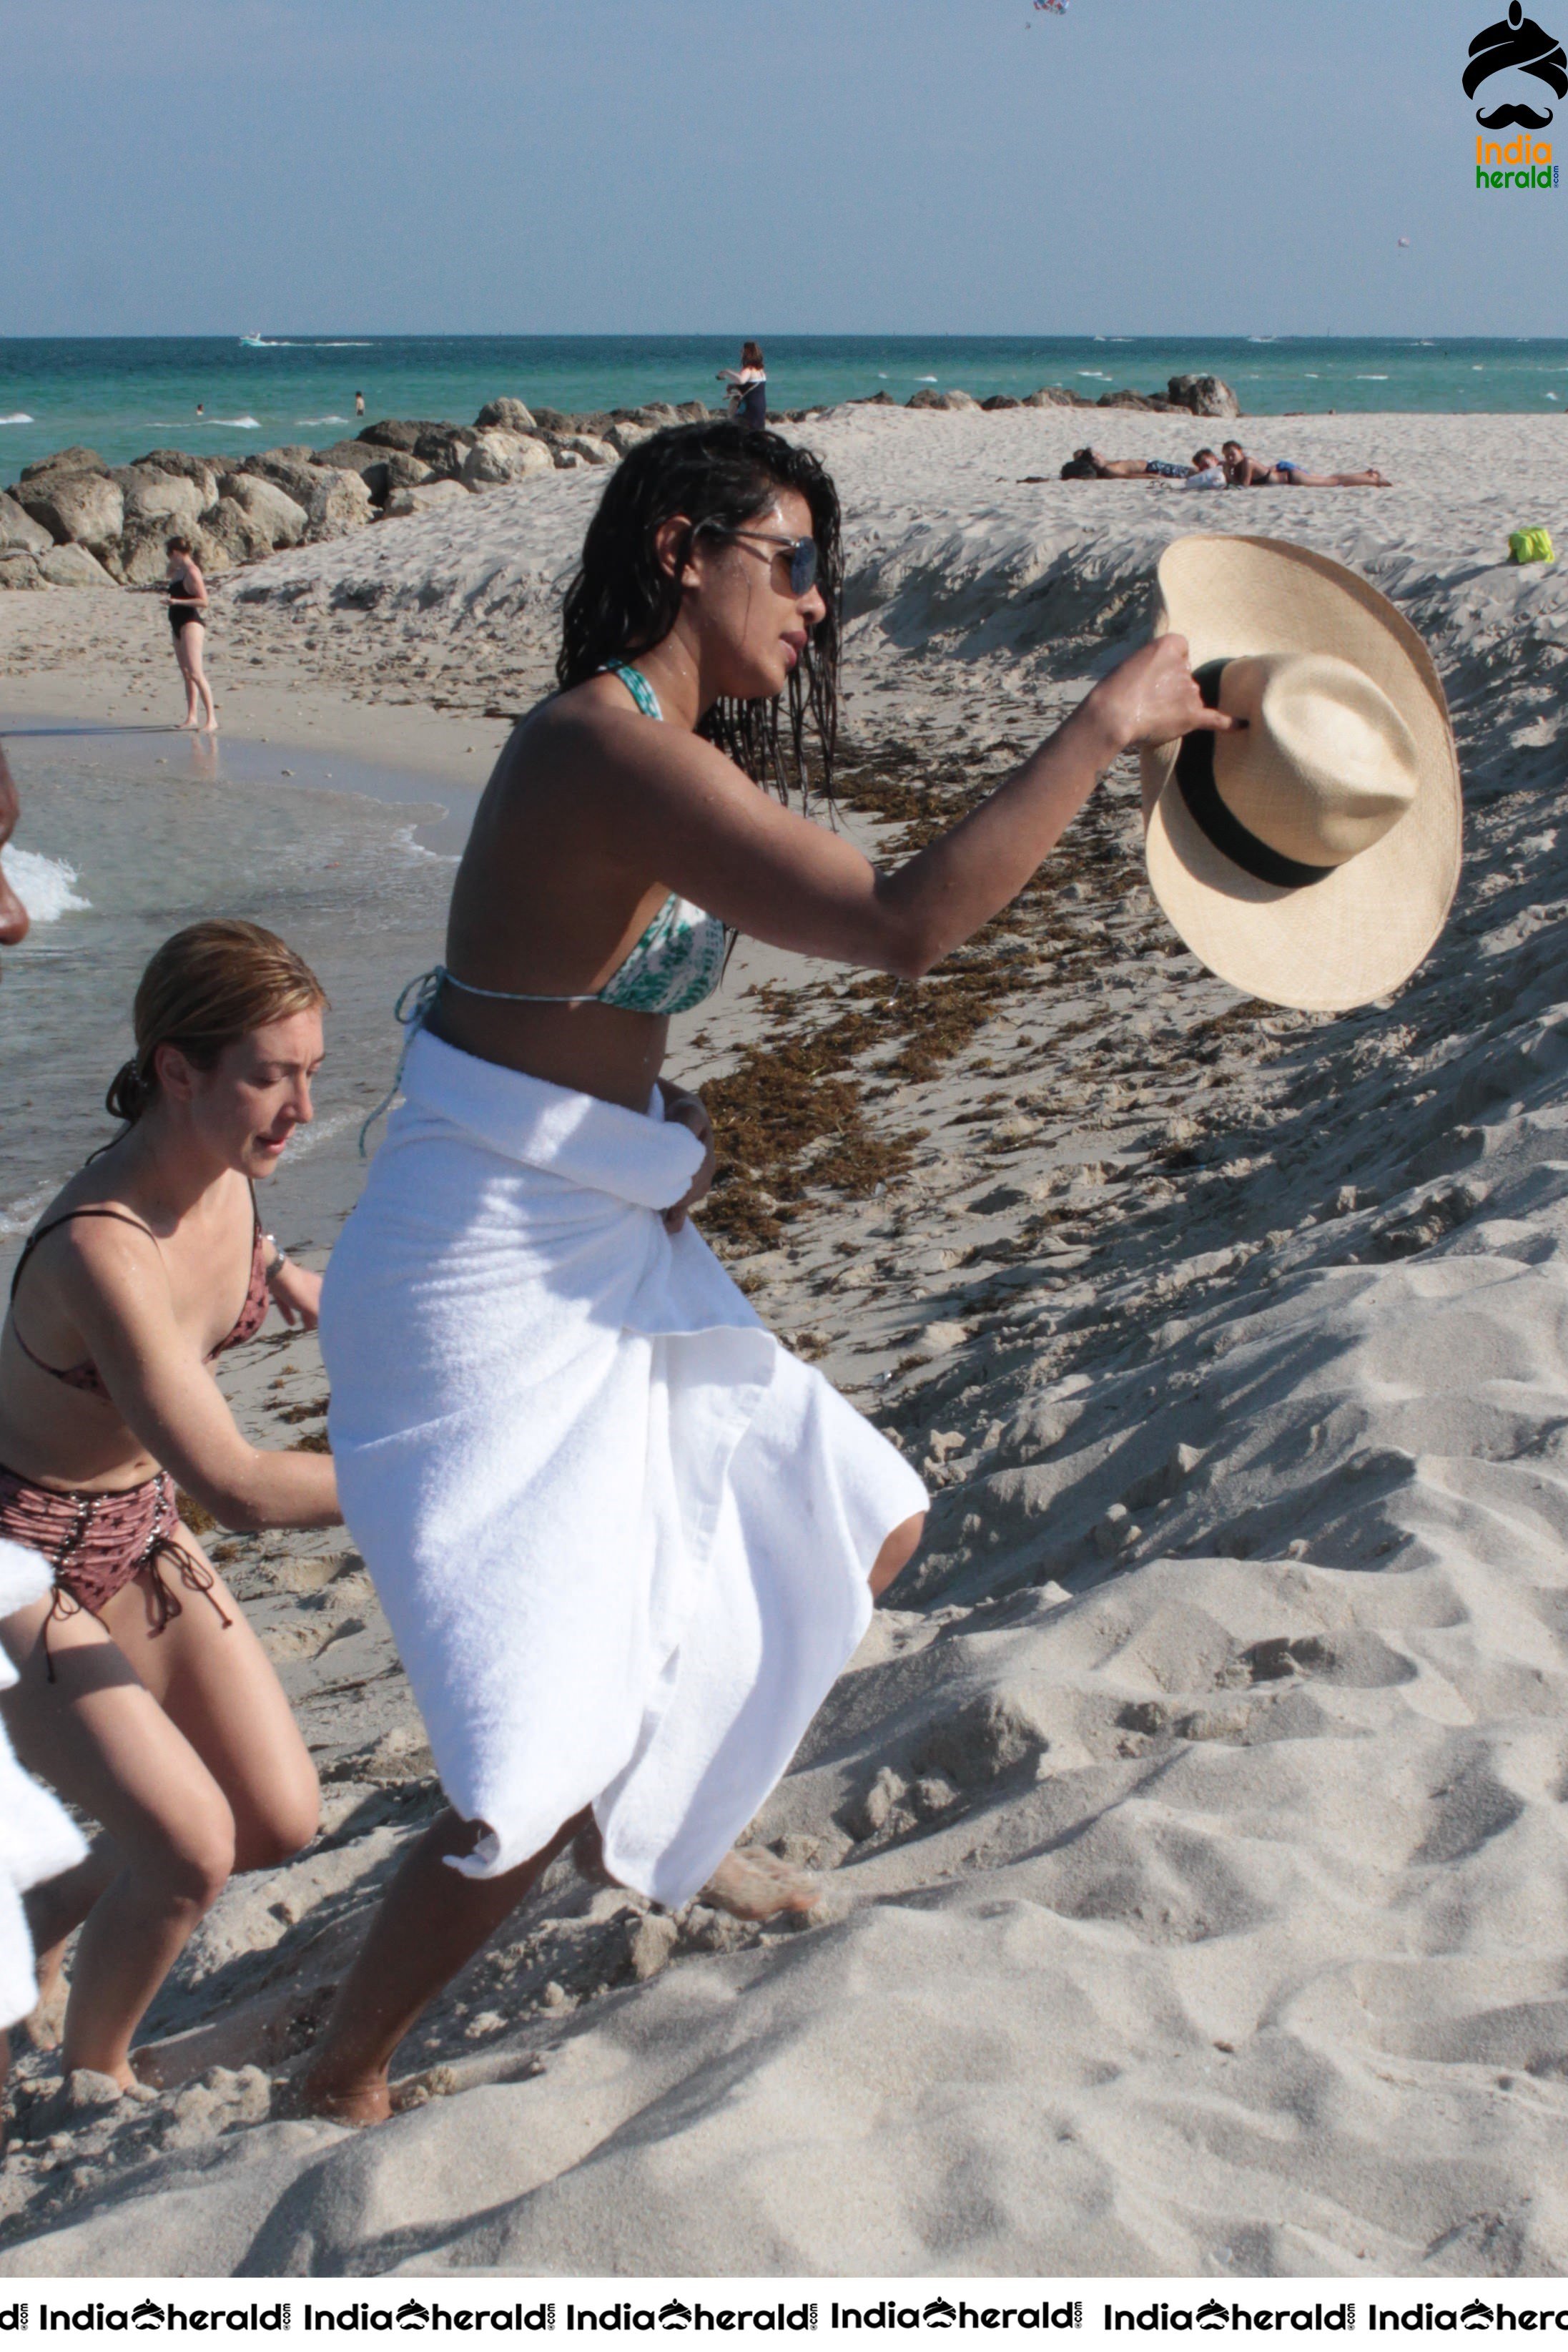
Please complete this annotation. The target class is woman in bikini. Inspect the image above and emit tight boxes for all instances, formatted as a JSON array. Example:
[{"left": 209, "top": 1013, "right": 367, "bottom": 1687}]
[
  {"left": 0, "top": 919, "right": 339, "bottom": 2088},
  {"left": 1219, "top": 441, "right": 1391, "bottom": 488},
  {"left": 164, "top": 536, "right": 217, "bottom": 733},
  {"left": 302, "top": 419, "right": 1229, "bottom": 2125}
]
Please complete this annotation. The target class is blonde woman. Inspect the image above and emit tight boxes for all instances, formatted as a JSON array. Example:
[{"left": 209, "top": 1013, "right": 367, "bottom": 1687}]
[{"left": 0, "top": 920, "right": 337, "bottom": 2087}]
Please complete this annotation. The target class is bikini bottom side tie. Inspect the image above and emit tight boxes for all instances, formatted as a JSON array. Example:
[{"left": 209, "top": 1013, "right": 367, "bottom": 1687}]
[{"left": 0, "top": 1467, "right": 232, "bottom": 1681}]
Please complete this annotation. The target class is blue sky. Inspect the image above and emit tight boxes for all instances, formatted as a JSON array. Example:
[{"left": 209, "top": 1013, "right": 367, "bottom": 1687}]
[{"left": 5, "top": 0, "right": 1562, "bottom": 336}]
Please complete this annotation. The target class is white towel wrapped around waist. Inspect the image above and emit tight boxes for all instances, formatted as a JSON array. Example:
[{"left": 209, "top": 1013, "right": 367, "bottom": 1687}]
[
  {"left": 321, "top": 1029, "right": 927, "bottom": 1907},
  {"left": 0, "top": 1540, "right": 92, "bottom": 2027}
]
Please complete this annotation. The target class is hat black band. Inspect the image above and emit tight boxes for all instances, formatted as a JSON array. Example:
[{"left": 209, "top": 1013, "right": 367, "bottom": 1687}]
[{"left": 1175, "top": 661, "right": 1335, "bottom": 891}]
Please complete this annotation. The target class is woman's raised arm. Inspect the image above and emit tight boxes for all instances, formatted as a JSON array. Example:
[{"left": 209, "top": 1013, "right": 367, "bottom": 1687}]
[{"left": 558, "top": 634, "right": 1231, "bottom": 980}]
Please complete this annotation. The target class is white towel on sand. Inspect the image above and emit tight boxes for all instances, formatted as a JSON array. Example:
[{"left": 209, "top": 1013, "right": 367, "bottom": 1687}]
[
  {"left": 0, "top": 1541, "right": 90, "bottom": 2028},
  {"left": 322, "top": 1030, "right": 927, "bottom": 1907}
]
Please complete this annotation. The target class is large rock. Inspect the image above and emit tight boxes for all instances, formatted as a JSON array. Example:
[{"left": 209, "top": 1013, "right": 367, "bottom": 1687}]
[
  {"left": 605, "top": 419, "right": 656, "bottom": 456},
  {"left": 220, "top": 473, "right": 309, "bottom": 547},
  {"left": 551, "top": 432, "right": 615, "bottom": 467},
  {"left": 285, "top": 443, "right": 432, "bottom": 502},
  {"left": 0, "top": 553, "right": 44, "bottom": 590},
  {"left": 461, "top": 430, "right": 553, "bottom": 488},
  {"left": 198, "top": 498, "right": 274, "bottom": 566},
  {"left": 1168, "top": 373, "right": 1241, "bottom": 419},
  {"left": 980, "top": 394, "right": 1022, "bottom": 410},
  {"left": 378, "top": 451, "right": 435, "bottom": 493},
  {"left": 116, "top": 468, "right": 204, "bottom": 531},
  {"left": 312, "top": 439, "right": 388, "bottom": 477},
  {"left": 0, "top": 493, "right": 51, "bottom": 553},
  {"left": 358, "top": 418, "right": 436, "bottom": 453},
  {"left": 34, "top": 543, "right": 119, "bottom": 589},
  {"left": 117, "top": 518, "right": 185, "bottom": 585},
  {"left": 474, "top": 398, "right": 536, "bottom": 433},
  {"left": 240, "top": 454, "right": 320, "bottom": 508},
  {"left": 18, "top": 445, "right": 106, "bottom": 483},
  {"left": 1097, "top": 389, "right": 1172, "bottom": 411},
  {"left": 302, "top": 468, "right": 373, "bottom": 541},
  {"left": 906, "top": 388, "right": 980, "bottom": 412},
  {"left": 383, "top": 479, "right": 473, "bottom": 518},
  {"left": 18, "top": 471, "right": 124, "bottom": 553},
  {"left": 410, "top": 423, "right": 476, "bottom": 475},
  {"left": 1022, "top": 386, "right": 1085, "bottom": 408},
  {"left": 239, "top": 453, "right": 373, "bottom": 536},
  {"left": 132, "top": 450, "right": 221, "bottom": 504}
]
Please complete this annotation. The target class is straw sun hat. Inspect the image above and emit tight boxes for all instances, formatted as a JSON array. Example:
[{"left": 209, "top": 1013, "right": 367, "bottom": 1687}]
[{"left": 1140, "top": 536, "right": 1461, "bottom": 1013}]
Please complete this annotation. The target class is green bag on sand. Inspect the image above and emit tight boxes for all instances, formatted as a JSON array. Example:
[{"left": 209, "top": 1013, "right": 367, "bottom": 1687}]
[{"left": 1509, "top": 527, "right": 1556, "bottom": 564}]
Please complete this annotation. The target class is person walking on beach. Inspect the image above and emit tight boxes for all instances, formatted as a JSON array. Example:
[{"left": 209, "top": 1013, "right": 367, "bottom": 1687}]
[
  {"left": 164, "top": 537, "right": 217, "bottom": 733},
  {"left": 718, "top": 342, "right": 766, "bottom": 428},
  {"left": 302, "top": 419, "right": 1230, "bottom": 2126},
  {"left": 0, "top": 920, "right": 338, "bottom": 2090}
]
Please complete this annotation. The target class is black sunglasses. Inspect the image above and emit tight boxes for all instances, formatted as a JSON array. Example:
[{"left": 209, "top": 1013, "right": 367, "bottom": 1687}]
[{"left": 712, "top": 526, "right": 819, "bottom": 597}]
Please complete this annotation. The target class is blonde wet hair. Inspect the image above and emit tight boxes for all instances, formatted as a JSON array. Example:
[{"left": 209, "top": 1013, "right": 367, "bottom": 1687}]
[{"left": 106, "top": 919, "right": 327, "bottom": 1125}]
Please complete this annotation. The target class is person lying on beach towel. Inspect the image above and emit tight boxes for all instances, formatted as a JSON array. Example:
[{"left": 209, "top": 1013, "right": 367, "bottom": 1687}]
[
  {"left": 1221, "top": 440, "right": 1391, "bottom": 488},
  {"left": 0, "top": 920, "right": 337, "bottom": 2091},
  {"left": 302, "top": 418, "right": 1232, "bottom": 2126},
  {"left": 1059, "top": 446, "right": 1198, "bottom": 480}
]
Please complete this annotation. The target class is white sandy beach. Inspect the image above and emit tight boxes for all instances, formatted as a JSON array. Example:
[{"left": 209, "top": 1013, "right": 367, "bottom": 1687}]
[{"left": 2, "top": 404, "right": 1568, "bottom": 2275}]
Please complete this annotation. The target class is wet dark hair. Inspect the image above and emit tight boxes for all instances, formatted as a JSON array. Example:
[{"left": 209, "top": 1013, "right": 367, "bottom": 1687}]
[
  {"left": 105, "top": 919, "right": 327, "bottom": 1126},
  {"left": 556, "top": 420, "right": 843, "bottom": 804},
  {"left": 1193, "top": 449, "right": 1220, "bottom": 467},
  {"left": 740, "top": 341, "right": 764, "bottom": 370},
  {"left": 1060, "top": 456, "right": 1099, "bottom": 479},
  {"left": 166, "top": 535, "right": 193, "bottom": 556}
]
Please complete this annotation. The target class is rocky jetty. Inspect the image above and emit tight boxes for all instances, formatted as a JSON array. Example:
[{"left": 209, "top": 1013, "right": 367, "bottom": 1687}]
[
  {"left": 899, "top": 373, "right": 1241, "bottom": 418},
  {"left": 0, "top": 378, "right": 1241, "bottom": 591}
]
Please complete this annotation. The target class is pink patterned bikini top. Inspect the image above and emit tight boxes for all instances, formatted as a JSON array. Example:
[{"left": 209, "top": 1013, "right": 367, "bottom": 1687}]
[{"left": 7, "top": 1203, "right": 270, "bottom": 1404}]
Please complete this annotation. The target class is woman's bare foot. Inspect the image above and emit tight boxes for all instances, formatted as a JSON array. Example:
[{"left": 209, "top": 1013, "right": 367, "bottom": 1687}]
[
  {"left": 300, "top": 2065, "right": 393, "bottom": 2127},
  {"left": 576, "top": 1821, "right": 820, "bottom": 1923},
  {"left": 701, "top": 1847, "right": 821, "bottom": 1922},
  {"left": 22, "top": 1951, "right": 69, "bottom": 2051}
]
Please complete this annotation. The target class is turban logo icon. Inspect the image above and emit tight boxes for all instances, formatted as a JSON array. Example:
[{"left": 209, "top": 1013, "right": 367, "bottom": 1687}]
[{"left": 1466, "top": 1, "right": 1568, "bottom": 127}]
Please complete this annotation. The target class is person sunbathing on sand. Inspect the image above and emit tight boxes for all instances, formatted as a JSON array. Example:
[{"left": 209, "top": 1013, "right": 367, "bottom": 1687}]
[
  {"left": 302, "top": 418, "right": 1232, "bottom": 2126},
  {"left": 0, "top": 920, "right": 338, "bottom": 2091},
  {"left": 1060, "top": 446, "right": 1197, "bottom": 481},
  {"left": 1221, "top": 440, "right": 1391, "bottom": 488}
]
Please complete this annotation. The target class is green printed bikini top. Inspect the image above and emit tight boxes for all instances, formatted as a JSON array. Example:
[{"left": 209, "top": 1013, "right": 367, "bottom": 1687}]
[
  {"left": 443, "top": 663, "right": 729, "bottom": 1021},
  {"left": 364, "top": 668, "right": 729, "bottom": 1154}
]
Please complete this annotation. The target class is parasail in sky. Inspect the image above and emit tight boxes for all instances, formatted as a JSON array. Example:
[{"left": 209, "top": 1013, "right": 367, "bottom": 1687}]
[
  {"left": 1034, "top": 0, "right": 1069, "bottom": 14},
  {"left": 1397, "top": 236, "right": 1411, "bottom": 247}
]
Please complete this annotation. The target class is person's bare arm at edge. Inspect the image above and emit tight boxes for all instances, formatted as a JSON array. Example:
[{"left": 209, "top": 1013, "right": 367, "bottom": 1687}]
[
  {"left": 0, "top": 746, "right": 28, "bottom": 950},
  {"left": 46, "top": 1223, "right": 340, "bottom": 1531},
  {"left": 546, "top": 634, "right": 1232, "bottom": 982}
]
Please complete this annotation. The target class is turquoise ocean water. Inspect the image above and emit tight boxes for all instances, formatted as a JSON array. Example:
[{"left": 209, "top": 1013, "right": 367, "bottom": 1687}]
[{"left": 2, "top": 336, "right": 1567, "bottom": 475}]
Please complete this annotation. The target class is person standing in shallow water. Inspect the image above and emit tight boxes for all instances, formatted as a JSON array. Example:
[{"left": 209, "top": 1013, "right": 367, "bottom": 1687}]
[
  {"left": 355, "top": 391, "right": 365, "bottom": 417},
  {"left": 164, "top": 536, "right": 217, "bottom": 732},
  {"left": 301, "top": 420, "right": 1231, "bottom": 2126},
  {"left": 0, "top": 920, "right": 338, "bottom": 2088}
]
